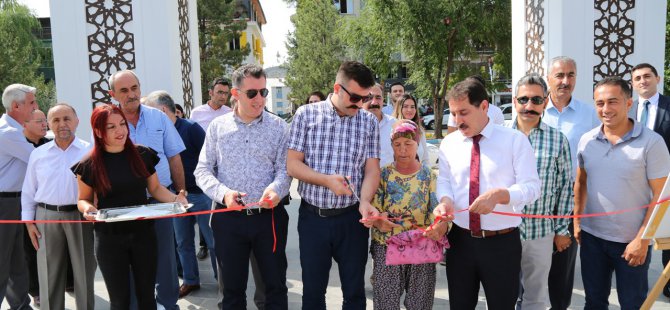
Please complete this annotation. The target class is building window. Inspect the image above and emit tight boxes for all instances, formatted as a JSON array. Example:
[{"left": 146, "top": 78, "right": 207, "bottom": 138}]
[
  {"left": 229, "top": 36, "right": 241, "bottom": 50},
  {"left": 276, "top": 101, "right": 283, "bottom": 108},
  {"left": 334, "top": 0, "right": 354, "bottom": 14},
  {"left": 276, "top": 87, "right": 283, "bottom": 99}
]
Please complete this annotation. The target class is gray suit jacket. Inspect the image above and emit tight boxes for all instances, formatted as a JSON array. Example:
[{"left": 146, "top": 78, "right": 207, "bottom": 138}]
[{"left": 629, "top": 93, "right": 670, "bottom": 151}]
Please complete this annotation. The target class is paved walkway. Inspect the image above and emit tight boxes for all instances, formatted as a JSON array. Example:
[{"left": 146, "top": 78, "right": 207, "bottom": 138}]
[{"left": 6, "top": 182, "right": 670, "bottom": 309}]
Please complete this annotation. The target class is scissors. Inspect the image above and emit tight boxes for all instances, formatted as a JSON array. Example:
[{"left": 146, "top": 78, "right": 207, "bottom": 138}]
[{"left": 343, "top": 177, "right": 360, "bottom": 202}]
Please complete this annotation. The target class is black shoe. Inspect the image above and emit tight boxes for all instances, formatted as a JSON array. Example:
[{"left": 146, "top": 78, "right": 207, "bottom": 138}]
[
  {"left": 196, "top": 247, "right": 208, "bottom": 260},
  {"left": 663, "top": 285, "right": 670, "bottom": 298}
]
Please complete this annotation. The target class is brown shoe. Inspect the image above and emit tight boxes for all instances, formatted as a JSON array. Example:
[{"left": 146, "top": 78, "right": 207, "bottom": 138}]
[{"left": 178, "top": 284, "right": 201, "bottom": 298}]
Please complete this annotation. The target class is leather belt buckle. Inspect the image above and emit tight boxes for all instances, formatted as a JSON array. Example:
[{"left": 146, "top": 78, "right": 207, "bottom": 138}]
[
  {"left": 246, "top": 208, "right": 262, "bottom": 216},
  {"left": 471, "top": 230, "right": 485, "bottom": 238}
]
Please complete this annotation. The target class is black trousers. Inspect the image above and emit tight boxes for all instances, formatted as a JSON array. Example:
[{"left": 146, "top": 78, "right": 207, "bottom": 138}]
[
  {"left": 548, "top": 222, "right": 578, "bottom": 310},
  {"left": 95, "top": 229, "right": 158, "bottom": 310},
  {"left": 211, "top": 205, "right": 289, "bottom": 310},
  {"left": 663, "top": 250, "right": 670, "bottom": 294},
  {"left": 298, "top": 202, "right": 369, "bottom": 310},
  {"left": 446, "top": 224, "right": 521, "bottom": 310}
]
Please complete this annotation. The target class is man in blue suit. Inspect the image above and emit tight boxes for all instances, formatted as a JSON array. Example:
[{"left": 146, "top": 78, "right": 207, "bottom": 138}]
[{"left": 628, "top": 62, "right": 670, "bottom": 298}]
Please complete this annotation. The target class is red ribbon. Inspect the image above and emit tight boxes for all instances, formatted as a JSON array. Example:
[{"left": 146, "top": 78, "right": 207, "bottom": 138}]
[{"left": 9, "top": 199, "right": 279, "bottom": 252}]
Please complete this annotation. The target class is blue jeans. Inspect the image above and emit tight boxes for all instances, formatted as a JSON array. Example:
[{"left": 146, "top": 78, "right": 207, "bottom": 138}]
[
  {"left": 580, "top": 231, "right": 651, "bottom": 310},
  {"left": 173, "top": 193, "right": 217, "bottom": 285}
]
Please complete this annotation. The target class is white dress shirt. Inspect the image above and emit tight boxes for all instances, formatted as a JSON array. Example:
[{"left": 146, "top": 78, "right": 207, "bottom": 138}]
[
  {"left": 437, "top": 122, "right": 541, "bottom": 230},
  {"left": 0, "top": 113, "right": 34, "bottom": 191},
  {"left": 636, "top": 92, "right": 660, "bottom": 130},
  {"left": 190, "top": 102, "right": 232, "bottom": 131},
  {"left": 21, "top": 137, "right": 91, "bottom": 220},
  {"left": 379, "top": 114, "right": 396, "bottom": 167}
]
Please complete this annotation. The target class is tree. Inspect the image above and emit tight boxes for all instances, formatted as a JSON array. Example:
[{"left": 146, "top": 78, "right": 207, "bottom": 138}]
[
  {"left": 284, "top": 0, "right": 344, "bottom": 109},
  {"left": 665, "top": 0, "right": 669, "bottom": 94},
  {"left": 0, "top": 0, "right": 56, "bottom": 115},
  {"left": 343, "top": 0, "right": 511, "bottom": 138},
  {"left": 197, "top": 0, "right": 249, "bottom": 109}
]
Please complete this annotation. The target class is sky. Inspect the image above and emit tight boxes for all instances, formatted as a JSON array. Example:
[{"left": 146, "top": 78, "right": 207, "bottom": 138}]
[{"left": 19, "top": 0, "right": 295, "bottom": 68}]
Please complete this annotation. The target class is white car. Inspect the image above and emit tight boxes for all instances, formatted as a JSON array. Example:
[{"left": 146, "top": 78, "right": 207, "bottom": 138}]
[
  {"left": 422, "top": 108, "right": 450, "bottom": 130},
  {"left": 501, "top": 103, "right": 513, "bottom": 120}
]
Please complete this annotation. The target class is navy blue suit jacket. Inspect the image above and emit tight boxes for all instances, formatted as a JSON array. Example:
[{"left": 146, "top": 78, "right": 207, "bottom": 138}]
[{"left": 628, "top": 93, "right": 670, "bottom": 151}]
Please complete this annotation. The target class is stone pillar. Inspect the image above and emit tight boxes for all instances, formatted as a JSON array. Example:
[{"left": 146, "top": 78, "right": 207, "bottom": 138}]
[
  {"left": 512, "top": 0, "right": 667, "bottom": 103},
  {"left": 50, "top": 0, "right": 202, "bottom": 140}
]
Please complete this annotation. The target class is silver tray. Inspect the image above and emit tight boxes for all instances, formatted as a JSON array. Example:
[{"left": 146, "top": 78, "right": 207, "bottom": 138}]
[{"left": 95, "top": 202, "right": 190, "bottom": 222}]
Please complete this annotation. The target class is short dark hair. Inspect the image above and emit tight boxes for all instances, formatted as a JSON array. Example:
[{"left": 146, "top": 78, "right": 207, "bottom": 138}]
[
  {"left": 466, "top": 75, "right": 487, "bottom": 87},
  {"left": 305, "top": 91, "right": 326, "bottom": 104},
  {"left": 447, "top": 79, "right": 488, "bottom": 107},
  {"left": 390, "top": 81, "right": 404, "bottom": 90},
  {"left": 174, "top": 103, "right": 184, "bottom": 116},
  {"left": 631, "top": 63, "right": 658, "bottom": 77},
  {"left": 336, "top": 61, "right": 375, "bottom": 89},
  {"left": 209, "top": 77, "right": 231, "bottom": 90},
  {"left": 594, "top": 76, "right": 632, "bottom": 99},
  {"left": 231, "top": 64, "right": 266, "bottom": 89}
]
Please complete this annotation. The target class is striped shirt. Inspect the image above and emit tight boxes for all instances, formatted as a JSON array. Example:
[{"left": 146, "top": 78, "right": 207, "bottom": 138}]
[
  {"left": 288, "top": 97, "right": 380, "bottom": 208},
  {"left": 509, "top": 120, "right": 573, "bottom": 240}
]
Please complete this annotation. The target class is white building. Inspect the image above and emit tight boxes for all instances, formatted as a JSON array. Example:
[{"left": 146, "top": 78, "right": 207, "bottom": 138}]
[{"left": 265, "top": 66, "right": 291, "bottom": 116}]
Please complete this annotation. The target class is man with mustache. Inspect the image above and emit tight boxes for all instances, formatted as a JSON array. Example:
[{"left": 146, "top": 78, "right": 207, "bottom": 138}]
[
  {"left": 575, "top": 76, "right": 669, "bottom": 309},
  {"left": 287, "top": 61, "right": 380, "bottom": 309},
  {"left": 435, "top": 78, "right": 541, "bottom": 309},
  {"left": 541, "top": 56, "right": 600, "bottom": 310},
  {"left": 21, "top": 103, "right": 96, "bottom": 310},
  {"left": 108, "top": 70, "right": 186, "bottom": 310},
  {"left": 363, "top": 83, "right": 396, "bottom": 167},
  {"left": 507, "top": 74, "right": 573, "bottom": 310}
]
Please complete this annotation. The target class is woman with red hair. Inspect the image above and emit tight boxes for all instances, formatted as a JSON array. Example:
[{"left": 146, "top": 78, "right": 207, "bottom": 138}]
[{"left": 71, "top": 104, "right": 187, "bottom": 310}]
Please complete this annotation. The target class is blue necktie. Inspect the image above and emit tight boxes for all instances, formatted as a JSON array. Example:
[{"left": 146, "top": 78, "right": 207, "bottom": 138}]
[{"left": 640, "top": 100, "right": 650, "bottom": 127}]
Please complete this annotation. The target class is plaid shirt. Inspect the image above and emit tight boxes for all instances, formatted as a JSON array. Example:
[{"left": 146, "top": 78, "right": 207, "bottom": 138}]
[
  {"left": 288, "top": 98, "right": 380, "bottom": 208},
  {"left": 510, "top": 120, "right": 573, "bottom": 240}
]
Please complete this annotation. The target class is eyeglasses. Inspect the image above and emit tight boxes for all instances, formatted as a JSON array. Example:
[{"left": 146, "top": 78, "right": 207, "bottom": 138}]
[
  {"left": 215, "top": 91, "right": 230, "bottom": 96},
  {"left": 516, "top": 96, "right": 546, "bottom": 105},
  {"left": 339, "top": 84, "right": 372, "bottom": 103},
  {"left": 239, "top": 88, "right": 269, "bottom": 99}
]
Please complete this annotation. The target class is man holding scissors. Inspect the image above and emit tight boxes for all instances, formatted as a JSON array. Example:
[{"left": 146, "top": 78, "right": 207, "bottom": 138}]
[{"left": 194, "top": 64, "right": 291, "bottom": 309}]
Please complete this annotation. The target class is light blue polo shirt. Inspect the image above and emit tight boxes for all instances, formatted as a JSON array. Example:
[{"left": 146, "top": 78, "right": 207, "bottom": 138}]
[
  {"left": 578, "top": 119, "right": 670, "bottom": 243},
  {"left": 127, "top": 104, "right": 185, "bottom": 187},
  {"left": 543, "top": 97, "right": 601, "bottom": 180}
]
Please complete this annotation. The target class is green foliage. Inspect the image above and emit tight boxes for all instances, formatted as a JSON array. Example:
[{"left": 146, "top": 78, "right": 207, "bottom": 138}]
[
  {"left": 343, "top": 0, "right": 511, "bottom": 138},
  {"left": 284, "top": 0, "right": 344, "bottom": 108},
  {"left": 197, "top": 0, "right": 249, "bottom": 107},
  {"left": 665, "top": 0, "right": 669, "bottom": 94},
  {"left": 0, "top": 0, "right": 55, "bottom": 115}
]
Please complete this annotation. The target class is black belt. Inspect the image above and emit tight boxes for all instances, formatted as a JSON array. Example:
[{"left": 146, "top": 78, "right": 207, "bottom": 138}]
[
  {"left": 0, "top": 192, "right": 21, "bottom": 198},
  {"left": 38, "top": 203, "right": 78, "bottom": 212},
  {"left": 454, "top": 224, "right": 517, "bottom": 239},
  {"left": 301, "top": 200, "right": 358, "bottom": 217},
  {"left": 215, "top": 203, "right": 266, "bottom": 216}
]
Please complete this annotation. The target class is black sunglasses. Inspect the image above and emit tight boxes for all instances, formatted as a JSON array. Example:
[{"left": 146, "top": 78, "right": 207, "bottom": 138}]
[
  {"left": 240, "top": 88, "right": 269, "bottom": 98},
  {"left": 516, "top": 96, "right": 545, "bottom": 105},
  {"left": 339, "top": 84, "right": 372, "bottom": 103}
]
